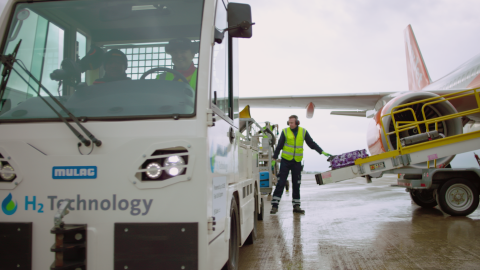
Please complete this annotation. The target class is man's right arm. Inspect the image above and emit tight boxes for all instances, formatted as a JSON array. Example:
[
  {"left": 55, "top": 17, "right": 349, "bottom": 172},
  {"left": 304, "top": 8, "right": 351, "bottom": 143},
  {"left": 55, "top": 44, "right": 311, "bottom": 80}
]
[{"left": 273, "top": 132, "right": 285, "bottom": 159}]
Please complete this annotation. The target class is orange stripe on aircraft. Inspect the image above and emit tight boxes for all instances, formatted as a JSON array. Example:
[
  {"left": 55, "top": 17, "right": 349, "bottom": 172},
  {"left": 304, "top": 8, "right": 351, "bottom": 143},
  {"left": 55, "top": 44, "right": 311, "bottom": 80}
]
[{"left": 467, "top": 74, "right": 480, "bottom": 89}]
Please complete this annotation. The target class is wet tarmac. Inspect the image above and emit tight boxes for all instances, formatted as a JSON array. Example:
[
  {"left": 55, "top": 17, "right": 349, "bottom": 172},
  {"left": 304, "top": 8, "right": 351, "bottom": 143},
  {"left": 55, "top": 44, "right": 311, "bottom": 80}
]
[{"left": 240, "top": 174, "right": 480, "bottom": 270}]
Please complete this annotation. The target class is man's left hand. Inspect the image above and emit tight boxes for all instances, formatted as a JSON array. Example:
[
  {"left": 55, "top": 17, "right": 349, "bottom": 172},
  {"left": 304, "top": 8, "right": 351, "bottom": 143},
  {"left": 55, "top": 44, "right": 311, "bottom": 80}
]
[{"left": 322, "top": 151, "right": 332, "bottom": 157}]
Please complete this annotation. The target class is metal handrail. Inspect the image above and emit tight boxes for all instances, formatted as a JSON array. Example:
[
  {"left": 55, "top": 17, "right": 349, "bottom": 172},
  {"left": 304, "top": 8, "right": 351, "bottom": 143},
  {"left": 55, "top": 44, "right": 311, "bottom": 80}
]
[
  {"left": 420, "top": 89, "right": 479, "bottom": 132},
  {"left": 380, "top": 87, "right": 480, "bottom": 152},
  {"left": 390, "top": 109, "right": 479, "bottom": 135}
]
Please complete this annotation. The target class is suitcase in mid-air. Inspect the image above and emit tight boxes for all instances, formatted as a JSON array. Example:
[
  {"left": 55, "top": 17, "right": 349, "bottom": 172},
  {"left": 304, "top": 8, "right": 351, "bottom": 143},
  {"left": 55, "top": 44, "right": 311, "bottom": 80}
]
[{"left": 329, "top": 149, "right": 369, "bottom": 169}]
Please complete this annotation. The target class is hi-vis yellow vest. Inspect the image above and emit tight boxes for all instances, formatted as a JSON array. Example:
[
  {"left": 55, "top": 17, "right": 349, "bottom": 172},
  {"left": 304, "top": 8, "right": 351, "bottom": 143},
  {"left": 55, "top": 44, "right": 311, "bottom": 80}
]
[
  {"left": 281, "top": 127, "right": 306, "bottom": 162},
  {"left": 157, "top": 69, "right": 197, "bottom": 90}
]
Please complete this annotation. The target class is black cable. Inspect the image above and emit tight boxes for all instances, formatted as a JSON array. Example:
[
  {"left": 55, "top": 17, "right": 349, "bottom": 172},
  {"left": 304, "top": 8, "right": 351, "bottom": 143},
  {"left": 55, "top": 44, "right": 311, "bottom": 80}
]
[
  {"left": 261, "top": 126, "right": 276, "bottom": 146},
  {"left": 57, "top": 81, "right": 62, "bottom": 96},
  {"left": 77, "top": 142, "right": 94, "bottom": 155}
]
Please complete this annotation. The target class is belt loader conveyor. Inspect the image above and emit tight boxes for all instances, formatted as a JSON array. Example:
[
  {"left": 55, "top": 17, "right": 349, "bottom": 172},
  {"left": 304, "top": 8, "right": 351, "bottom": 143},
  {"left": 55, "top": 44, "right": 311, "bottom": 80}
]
[
  {"left": 317, "top": 129, "right": 480, "bottom": 185},
  {"left": 316, "top": 88, "right": 480, "bottom": 216}
]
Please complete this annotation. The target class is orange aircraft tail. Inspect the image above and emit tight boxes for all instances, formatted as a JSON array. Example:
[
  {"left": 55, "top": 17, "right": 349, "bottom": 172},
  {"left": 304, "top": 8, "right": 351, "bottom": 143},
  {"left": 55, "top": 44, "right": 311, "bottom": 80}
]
[{"left": 404, "top": 25, "right": 431, "bottom": 91}]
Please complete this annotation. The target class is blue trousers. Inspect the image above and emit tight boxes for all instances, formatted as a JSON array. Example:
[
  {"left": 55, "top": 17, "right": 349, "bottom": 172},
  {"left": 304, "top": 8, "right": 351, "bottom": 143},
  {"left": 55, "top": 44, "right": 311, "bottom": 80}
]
[{"left": 271, "top": 158, "right": 302, "bottom": 208}]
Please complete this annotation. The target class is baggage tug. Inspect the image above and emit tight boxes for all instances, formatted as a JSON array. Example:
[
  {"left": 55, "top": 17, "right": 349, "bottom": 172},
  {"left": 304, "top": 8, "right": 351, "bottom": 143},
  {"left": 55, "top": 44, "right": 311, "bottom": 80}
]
[{"left": 0, "top": 0, "right": 265, "bottom": 269}]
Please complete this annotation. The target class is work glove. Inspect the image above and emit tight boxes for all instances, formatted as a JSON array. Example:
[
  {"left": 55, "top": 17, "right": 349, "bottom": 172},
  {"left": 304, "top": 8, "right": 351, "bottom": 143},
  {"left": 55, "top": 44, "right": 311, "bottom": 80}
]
[
  {"left": 271, "top": 160, "right": 276, "bottom": 166},
  {"left": 322, "top": 151, "right": 332, "bottom": 157}
]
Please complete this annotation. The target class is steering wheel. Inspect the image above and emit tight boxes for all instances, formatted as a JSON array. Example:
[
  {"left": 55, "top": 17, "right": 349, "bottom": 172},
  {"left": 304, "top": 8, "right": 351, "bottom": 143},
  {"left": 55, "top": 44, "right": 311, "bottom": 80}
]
[{"left": 140, "top": 67, "right": 189, "bottom": 83}]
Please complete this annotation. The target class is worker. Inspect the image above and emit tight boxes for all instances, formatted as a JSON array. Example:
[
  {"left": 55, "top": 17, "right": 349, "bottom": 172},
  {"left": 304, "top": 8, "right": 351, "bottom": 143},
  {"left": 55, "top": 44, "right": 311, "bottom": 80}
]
[
  {"left": 157, "top": 37, "right": 198, "bottom": 90},
  {"left": 262, "top": 121, "right": 274, "bottom": 138},
  {"left": 270, "top": 115, "right": 331, "bottom": 214},
  {"left": 93, "top": 49, "right": 131, "bottom": 84}
]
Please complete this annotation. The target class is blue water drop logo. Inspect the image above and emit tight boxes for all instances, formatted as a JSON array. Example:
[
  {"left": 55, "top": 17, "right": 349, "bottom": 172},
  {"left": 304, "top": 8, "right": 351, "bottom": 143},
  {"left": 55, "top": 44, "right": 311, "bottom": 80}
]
[
  {"left": 210, "top": 142, "right": 216, "bottom": 173},
  {"left": 1, "top": 193, "right": 17, "bottom": 215}
]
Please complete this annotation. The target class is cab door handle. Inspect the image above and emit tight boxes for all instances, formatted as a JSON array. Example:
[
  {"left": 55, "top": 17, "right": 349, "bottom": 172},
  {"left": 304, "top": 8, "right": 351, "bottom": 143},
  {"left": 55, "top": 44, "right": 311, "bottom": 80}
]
[{"left": 228, "top": 127, "right": 235, "bottom": 144}]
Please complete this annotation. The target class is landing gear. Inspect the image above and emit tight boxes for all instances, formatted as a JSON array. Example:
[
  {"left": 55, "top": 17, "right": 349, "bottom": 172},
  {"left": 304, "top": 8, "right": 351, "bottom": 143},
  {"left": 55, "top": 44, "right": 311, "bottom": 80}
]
[
  {"left": 410, "top": 189, "right": 438, "bottom": 208},
  {"left": 436, "top": 178, "right": 479, "bottom": 216}
]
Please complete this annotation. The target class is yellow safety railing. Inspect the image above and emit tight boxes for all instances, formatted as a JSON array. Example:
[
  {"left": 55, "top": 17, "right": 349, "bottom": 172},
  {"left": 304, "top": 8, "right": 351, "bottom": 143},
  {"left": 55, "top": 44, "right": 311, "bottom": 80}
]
[{"left": 380, "top": 87, "right": 480, "bottom": 156}]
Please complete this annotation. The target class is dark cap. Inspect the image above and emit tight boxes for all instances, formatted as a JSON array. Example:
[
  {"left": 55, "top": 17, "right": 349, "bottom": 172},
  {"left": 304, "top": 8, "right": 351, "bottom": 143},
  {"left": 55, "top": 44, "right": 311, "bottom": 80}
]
[
  {"left": 104, "top": 49, "right": 128, "bottom": 69},
  {"left": 165, "top": 38, "right": 199, "bottom": 54}
]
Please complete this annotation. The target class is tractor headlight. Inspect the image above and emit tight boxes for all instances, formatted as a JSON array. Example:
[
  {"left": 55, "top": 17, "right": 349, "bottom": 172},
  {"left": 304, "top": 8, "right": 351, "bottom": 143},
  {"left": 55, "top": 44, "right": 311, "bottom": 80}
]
[
  {"left": 163, "top": 155, "right": 185, "bottom": 176},
  {"left": 145, "top": 162, "right": 162, "bottom": 179},
  {"left": 0, "top": 164, "right": 16, "bottom": 181},
  {"left": 168, "top": 167, "right": 180, "bottom": 176}
]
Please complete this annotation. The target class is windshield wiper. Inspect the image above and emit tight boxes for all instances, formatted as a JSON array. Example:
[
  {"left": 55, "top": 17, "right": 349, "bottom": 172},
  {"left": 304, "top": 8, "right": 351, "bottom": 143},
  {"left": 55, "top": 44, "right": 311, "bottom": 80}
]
[
  {"left": 0, "top": 40, "right": 20, "bottom": 101},
  {"left": 0, "top": 40, "right": 102, "bottom": 147}
]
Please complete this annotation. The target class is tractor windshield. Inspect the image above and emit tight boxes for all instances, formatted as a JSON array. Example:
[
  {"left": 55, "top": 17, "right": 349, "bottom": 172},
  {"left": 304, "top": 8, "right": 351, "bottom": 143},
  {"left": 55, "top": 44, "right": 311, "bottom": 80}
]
[{"left": 0, "top": 0, "right": 204, "bottom": 121}]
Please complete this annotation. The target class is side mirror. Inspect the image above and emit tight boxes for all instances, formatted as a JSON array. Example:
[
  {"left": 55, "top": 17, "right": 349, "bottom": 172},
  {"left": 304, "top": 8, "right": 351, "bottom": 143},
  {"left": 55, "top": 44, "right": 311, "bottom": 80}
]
[{"left": 227, "top": 3, "right": 254, "bottom": 38}]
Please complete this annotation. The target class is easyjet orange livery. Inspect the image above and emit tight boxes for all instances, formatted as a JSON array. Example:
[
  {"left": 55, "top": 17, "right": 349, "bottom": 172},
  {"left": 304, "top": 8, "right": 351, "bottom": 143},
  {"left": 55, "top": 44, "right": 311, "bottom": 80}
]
[
  {"left": 404, "top": 25, "right": 431, "bottom": 91},
  {"left": 240, "top": 25, "right": 480, "bottom": 169}
]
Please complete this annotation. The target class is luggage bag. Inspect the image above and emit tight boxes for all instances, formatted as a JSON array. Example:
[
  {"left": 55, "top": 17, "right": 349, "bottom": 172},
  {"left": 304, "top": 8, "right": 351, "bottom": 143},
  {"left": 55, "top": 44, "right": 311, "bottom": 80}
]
[{"left": 329, "top": 149, "right": 369, "bottom": 169}]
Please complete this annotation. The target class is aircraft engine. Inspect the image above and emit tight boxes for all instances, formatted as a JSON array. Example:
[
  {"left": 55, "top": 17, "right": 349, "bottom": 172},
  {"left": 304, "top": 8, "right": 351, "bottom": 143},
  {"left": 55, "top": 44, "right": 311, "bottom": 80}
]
[{"left": 369, "top": 91, "right": 463, "bottom": 169}]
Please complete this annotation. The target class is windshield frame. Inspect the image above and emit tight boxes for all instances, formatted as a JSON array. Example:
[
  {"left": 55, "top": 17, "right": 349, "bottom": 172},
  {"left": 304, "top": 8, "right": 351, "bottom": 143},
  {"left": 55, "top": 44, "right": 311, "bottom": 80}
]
[{"left": 0, "top": 0, "right": 205, "bottom": 123}]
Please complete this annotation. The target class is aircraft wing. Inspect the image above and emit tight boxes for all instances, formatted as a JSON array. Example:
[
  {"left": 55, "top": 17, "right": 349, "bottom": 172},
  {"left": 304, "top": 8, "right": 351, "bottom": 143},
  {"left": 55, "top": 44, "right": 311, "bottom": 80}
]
[
  {"left": 239, "top": 92, "right": 394, "bottom": 110},
  {"left": 238, "top": 90, "right": 472, "bottom": 119}
]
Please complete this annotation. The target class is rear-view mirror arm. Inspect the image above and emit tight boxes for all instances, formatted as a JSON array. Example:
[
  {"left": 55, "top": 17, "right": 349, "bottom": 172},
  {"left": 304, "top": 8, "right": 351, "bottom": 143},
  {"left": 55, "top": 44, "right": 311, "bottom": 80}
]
[{"left": 215, "top": 21, "right": 255, "bottom": 44}]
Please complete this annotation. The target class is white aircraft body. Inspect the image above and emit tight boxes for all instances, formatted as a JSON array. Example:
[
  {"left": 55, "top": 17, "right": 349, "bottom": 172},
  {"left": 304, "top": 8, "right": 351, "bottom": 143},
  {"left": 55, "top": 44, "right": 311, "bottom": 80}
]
[{"left": 240, "top": 25, "right": 480, "bottom": 169}]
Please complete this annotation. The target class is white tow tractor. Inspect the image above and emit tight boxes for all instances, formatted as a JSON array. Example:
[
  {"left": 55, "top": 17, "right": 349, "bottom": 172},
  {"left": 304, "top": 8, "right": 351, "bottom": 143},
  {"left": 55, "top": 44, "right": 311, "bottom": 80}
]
[
  {"left": 316, "top": 88, "right": 480, "bottom": 216},
  {"left": 0, "top": 0, "right": 263, "bottom": 269}
]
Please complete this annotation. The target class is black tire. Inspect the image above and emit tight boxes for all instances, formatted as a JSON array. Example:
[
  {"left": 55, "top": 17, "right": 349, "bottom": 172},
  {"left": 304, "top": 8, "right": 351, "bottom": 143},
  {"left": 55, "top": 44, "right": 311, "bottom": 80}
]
[
  {"left": 410, "top": 189, "right": 438, "bottom": 208},
  {"left": 223, "top": 197, "right": 240, "bottom": 270},
  {"left": 258, "top": 197, "right": 264, "bottom": 221},
  {"left": 245, "top": 188, "right": 258, "bottom": 245},
  {"left": 437, "top": 178, "right": 479, "bottom": 216}
]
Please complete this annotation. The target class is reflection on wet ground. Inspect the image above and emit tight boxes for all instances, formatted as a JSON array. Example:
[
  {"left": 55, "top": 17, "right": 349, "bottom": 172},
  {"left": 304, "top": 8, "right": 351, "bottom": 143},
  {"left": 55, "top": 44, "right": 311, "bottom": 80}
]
[{"left": 240, "top": 175, "right": 480, "bottom": 270}]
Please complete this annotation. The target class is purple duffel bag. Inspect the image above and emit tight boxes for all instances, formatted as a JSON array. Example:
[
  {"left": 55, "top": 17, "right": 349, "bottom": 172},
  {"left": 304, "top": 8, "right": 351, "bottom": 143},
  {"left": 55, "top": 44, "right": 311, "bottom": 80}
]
[{"left": 329, "top": 149, "right": 369, "bottom": 170}]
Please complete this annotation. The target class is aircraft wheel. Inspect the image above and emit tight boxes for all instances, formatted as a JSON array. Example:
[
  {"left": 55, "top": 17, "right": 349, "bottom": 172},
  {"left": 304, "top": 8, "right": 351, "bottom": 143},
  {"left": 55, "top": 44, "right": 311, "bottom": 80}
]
[
  {"left": 410, "top": 189, "right": 437, "bottom": 208},
  {"left": 437, "top": 178, "right": 479, "bottom": 216}
]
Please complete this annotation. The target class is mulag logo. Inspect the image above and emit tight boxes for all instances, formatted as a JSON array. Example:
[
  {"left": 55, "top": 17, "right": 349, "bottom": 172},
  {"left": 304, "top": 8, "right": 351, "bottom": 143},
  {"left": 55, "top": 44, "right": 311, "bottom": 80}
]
[
  {"left": 2, "top": 193, "right": 17, "bottom": 215},
  {"left": 52, "top": 166, "right": 97, "bottom": 179}
]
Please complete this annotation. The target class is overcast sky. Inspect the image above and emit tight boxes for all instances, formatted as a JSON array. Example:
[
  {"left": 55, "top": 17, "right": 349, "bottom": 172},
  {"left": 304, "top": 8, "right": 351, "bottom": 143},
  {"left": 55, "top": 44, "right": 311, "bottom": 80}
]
[
  {"left": 0, "top": 0, "right": 478, "bottom": 171},
  {"left": 237, "top": 0, "right": 480, "bottom": 171}
]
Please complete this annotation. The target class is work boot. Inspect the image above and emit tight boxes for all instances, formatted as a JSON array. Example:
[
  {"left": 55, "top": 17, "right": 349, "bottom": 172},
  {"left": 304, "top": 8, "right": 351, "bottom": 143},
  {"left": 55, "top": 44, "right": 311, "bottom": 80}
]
[
  {"left": 270, "top": 206, "right": 278, "bottom": 214},
  {"left": 293, "top": 205, "right": 305, "bottom": 214}
]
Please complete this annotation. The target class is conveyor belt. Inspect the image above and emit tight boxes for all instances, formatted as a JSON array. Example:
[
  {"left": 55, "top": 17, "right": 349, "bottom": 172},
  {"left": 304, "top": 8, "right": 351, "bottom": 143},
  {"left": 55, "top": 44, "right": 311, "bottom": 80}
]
[{"left": 318, "top": 88, "right": 480, "bottom": 184}]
